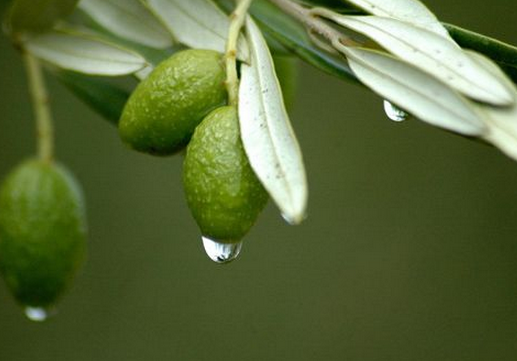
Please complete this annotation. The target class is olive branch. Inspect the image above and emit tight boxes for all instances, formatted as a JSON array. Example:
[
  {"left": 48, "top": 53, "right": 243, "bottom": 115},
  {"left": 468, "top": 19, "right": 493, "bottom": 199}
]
[{"left": 3, "top": 0, "right": 517, "bottom": 238}]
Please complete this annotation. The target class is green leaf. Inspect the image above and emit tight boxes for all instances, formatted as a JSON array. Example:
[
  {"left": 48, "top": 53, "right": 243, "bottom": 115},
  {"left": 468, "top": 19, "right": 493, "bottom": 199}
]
[
  {"left": 6, "top": 0, "right": 79, "bottom": 35},
  {"left": 239, "top": 18, "right": 308, "bottom": 225},
  {"left": 24, "top": 30, "right": 148, "bottom": 76},
  {"left": 215, "top": 0, "right": 357, "bottom": 83},
  {"left": 69, "top": 9, "right": 180, "bottom": 67},
  {"left": 299, "top": 0, "right": 359, "bottom": 12},
  {"left": 143, "top": 0, "right": 248, "bottom": 60},
  {"left": 78, "top": 0, "right": 173, "bottom": 49},
  {"left": 342, "top": 47, "right": 487, "bottom": 136},
  {"left": 318, "top": 12, "right": 514, "bottom": 106},
  {"left": 467, "top": 51, "right": 517, "bottom": 162},
  {"left": 445, "top": 23, "right": 517, "bottom": 84},
  {"left": 55, "top": 70, "right": 131, "bottom": 125},
  {"left": 342, "top": 0, "right": 451, "bottom": 39}
]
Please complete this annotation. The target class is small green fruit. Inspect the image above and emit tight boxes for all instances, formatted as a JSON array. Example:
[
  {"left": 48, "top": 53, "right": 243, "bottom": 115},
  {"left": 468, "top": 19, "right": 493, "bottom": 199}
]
[
  {"left": 119, "top": 49, "right": 227, "bottom": 155},
  {"left": 0, "top": 159, "right": 87, "bottom": 309},
  {"left": 183, "top": 106, "right": 268, "bottom": 243}
]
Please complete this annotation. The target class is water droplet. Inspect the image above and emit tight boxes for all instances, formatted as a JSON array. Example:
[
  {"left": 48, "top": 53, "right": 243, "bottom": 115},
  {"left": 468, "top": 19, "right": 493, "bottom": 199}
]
[
  {"left": 383, "top": 100, "right": 408, "bottom": 122},
  {"left": 202, "top": 236, "right": 242, "bottom": 264},
  {"left": 24, "top": 307, "right": 51, "bottom": 322}
]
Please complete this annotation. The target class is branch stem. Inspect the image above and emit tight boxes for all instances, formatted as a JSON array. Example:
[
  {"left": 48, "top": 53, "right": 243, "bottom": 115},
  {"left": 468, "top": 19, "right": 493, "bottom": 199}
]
[
  {"left": 23, "top": 52, "right": 54, "bottom": 163},
  {"left": 267, "top": 0, "right": 358, "bottom": 47},
  {"left": 226, "top": 0, "right": 253, "bottom": 106}
]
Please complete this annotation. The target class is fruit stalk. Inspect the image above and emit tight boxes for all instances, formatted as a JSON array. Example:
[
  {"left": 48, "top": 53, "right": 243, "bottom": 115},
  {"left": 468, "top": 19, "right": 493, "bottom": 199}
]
[
  {"left": 225, "top": 0, "right": 253, "bottom": 106},
  {"left": 23, "top": 51, "right": 54, "bottom": 163}
]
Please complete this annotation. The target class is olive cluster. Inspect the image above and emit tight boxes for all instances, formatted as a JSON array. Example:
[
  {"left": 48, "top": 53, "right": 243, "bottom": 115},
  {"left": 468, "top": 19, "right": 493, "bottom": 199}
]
[
  {"left": 119, "top": 49, "right": 269, "bottom": 244},
  {"left": 0, "top": 48, "right": 294, "bottom": 314}
]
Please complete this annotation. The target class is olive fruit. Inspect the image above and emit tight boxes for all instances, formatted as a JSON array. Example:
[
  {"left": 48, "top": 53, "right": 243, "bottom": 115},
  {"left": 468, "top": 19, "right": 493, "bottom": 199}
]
[
  {"left": 119, "top": 49, "right": 227, "bottom": 155},
  {"left": 0, "top": 159, "right": 87, "bottom": 309},
  {"left": 183, "top": 106, "right": 268, "bottom": 243}
]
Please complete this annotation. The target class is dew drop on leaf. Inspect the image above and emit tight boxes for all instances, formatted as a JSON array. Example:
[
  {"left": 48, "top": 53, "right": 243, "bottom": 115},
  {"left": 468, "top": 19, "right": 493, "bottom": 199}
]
[
  {"left": 383, "top": 100, "right": 408, "bottom": 122},
  {"left": 202, "top": 236, "right": 243, "bottom": 264}
]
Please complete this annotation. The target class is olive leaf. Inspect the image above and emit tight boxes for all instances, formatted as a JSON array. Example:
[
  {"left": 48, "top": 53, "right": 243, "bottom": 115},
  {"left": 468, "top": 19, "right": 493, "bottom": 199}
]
[
  {"left": 66, "top": 9, "right": 181, "bottom": 67},
  {"left": 342, "top": 47, "right": 486, "bottom": 136},
  {"left": 342, "top": 0, "right": 451, "bottom": 39},
  {"left": 229, "top": 0, "right": 357, "bottom": 82},
  {"left": 466, "top": 51, "right": 517, "bottom": 161},
  {"left": 445, "top": 23, "right": 517, "bottom": 84},
  {"left": 143, "top": 0, "right": 248, "bottom": 61},
  {"left": 25, "top": 30, "right": 148, "bottom": 76},
  {"left": 239, "top": 17, "right": 308, "bottom": 225},
  {"left": 5, "top": 0, "right": 79, "bottom": 35},
  {"left": 78, "top": 0, "right": 173, "bottom": 49},
  {"left": 316, "top": 12, "right": 515, "bottom": 106},
  {"left": 55, "top": 70, "right": 131, "bottom": 125}
]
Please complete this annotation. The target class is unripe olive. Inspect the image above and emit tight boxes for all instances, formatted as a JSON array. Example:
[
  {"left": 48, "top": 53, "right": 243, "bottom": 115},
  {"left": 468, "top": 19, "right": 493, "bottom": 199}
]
[
  {"left": 119, "top": 49, "right": 227, "bottom": 155},
  {"left": 0, "top": 159, "right": 87, "bottom": 309},
  {"left": 183, "top": 106, "right": 268, "bottom": 243}
]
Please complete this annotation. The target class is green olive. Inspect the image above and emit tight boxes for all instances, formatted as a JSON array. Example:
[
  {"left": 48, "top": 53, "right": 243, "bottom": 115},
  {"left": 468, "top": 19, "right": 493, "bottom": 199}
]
[
  {"left": 0, "top": 159, "right": 87, "bottom": 309},
  {"left": 183, "top": 106, "right": 268, "bottom": 243},
  {"left": 119, "top": 49, "right": 227, "bottom": 156}
]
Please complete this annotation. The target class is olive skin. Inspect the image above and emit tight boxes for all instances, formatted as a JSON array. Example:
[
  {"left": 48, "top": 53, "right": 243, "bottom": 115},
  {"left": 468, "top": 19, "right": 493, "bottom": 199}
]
[
  {"left": 119, "top": 49, "right": 227, "bottom": 156},
  {"left": 0, "top": 159, "right": 87, "bottom": 308},
  {"left": 183, "top": 106, "right": 268, "bottom": 243}
]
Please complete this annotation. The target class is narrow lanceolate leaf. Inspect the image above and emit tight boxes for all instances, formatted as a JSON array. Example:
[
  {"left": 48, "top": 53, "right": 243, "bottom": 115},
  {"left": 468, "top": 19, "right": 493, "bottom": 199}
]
[
  {"left": 340, "top": 46, "right": 486, "bottom": 136},
  {"left": 25, "top": 30, "right": 148, "bottom": 76},
  {"left": 239, "top": 17, "right": 308, "bottom": 224},
  {"left": 445, "top": 23, "right": 517, "bottom": 84},
  {"left": 467, "top": 51, "right": 517, "bottom": 161},
  {"left": 135, "top": 65, "right": 155, "bottom": 80},
  {"left": 6, "top": 0, "right": 79, "bottom": 35},
  {"left": 342, "top": 0, "right": 451, "bottom": 39},
  {"left": 319, "top": 14, "right": 515, "bottom": 106},
  {"left": 244, "top": 0, "right": 357, "bottom": 82},
  {"left": 55, "top": 70, "right": 131, "bottom": 125},
  {"left": 144, "top": 0, "right": 248, "bottom": 61},
  {"left": 78, "top": 0, "right": 173, "bottom": 49}
]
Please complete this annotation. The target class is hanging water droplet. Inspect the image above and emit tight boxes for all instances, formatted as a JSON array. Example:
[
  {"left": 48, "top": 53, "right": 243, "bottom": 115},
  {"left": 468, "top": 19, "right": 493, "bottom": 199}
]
[
  {"left": 24, "top": 307, "right": 50, "bottom": 322},
  {"left": 383, "top": 100, "right": 408, "bottom": 122},
  {"left": 202, "top": 236, "right": 243, "bottom": 264}
]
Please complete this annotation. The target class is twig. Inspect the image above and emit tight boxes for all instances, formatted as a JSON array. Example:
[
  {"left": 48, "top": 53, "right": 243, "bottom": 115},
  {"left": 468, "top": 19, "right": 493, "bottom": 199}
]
[
  {"left": 23, "top": 52, "right": 54, "bottom": 163},
  {"left": 267, "top": 0, "right": 359, "bottom": 47},
  {"left": 225, "top": 0, "right": 253, "bottom": 106}
]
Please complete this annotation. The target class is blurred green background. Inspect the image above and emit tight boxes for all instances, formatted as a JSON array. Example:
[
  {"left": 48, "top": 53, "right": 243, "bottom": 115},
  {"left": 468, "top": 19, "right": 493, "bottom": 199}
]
[{"left": 1, "top": 1, "right": 517, "bottom": 360}]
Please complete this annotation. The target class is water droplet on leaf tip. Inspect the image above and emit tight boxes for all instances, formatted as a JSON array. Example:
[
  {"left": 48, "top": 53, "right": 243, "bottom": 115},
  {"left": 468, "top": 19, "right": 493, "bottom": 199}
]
[
  {"left": 24, "top": 307, "right": 51, "bottom": 322},
  {"left": 202, "top": 236, "right": 243, "bottom": 264},
  {"left": 383, "top": 100, "right": 408, "bottom": 122}
]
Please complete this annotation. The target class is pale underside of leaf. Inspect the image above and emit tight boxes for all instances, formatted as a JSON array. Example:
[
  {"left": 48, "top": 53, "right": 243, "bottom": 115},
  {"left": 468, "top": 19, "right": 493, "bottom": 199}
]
[
  {"left": 239, "top": 17, "right": 308, "bottom": 224},
  {"left": 342, "top": 0, "right": 451, "bottom": 39},
  {"left": 339, "top": 46, "right": 487, "bottom": 136},
  {"left": 467, "top": 51, "right": 517, "bottom": 161},
  {"left": 78, "top": 0, "right": 173, "bottom": 49},
  {"left": 325, "top": 15, "right": 515, "bottom": 106},
  {"left": 25, "top": 31, "right": 148, "bottom": 76},
  {"left": 135, "top": 65, "right": 155, "bottom": 80},
  {"left": 144, "top": 0, "right": 249, "bottom": 61}
]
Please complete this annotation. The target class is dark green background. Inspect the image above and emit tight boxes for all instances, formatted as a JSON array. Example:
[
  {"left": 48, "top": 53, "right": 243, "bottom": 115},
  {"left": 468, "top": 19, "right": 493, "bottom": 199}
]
[{"left": 1, "top": 1, "right": 517, "bottom": 360}]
